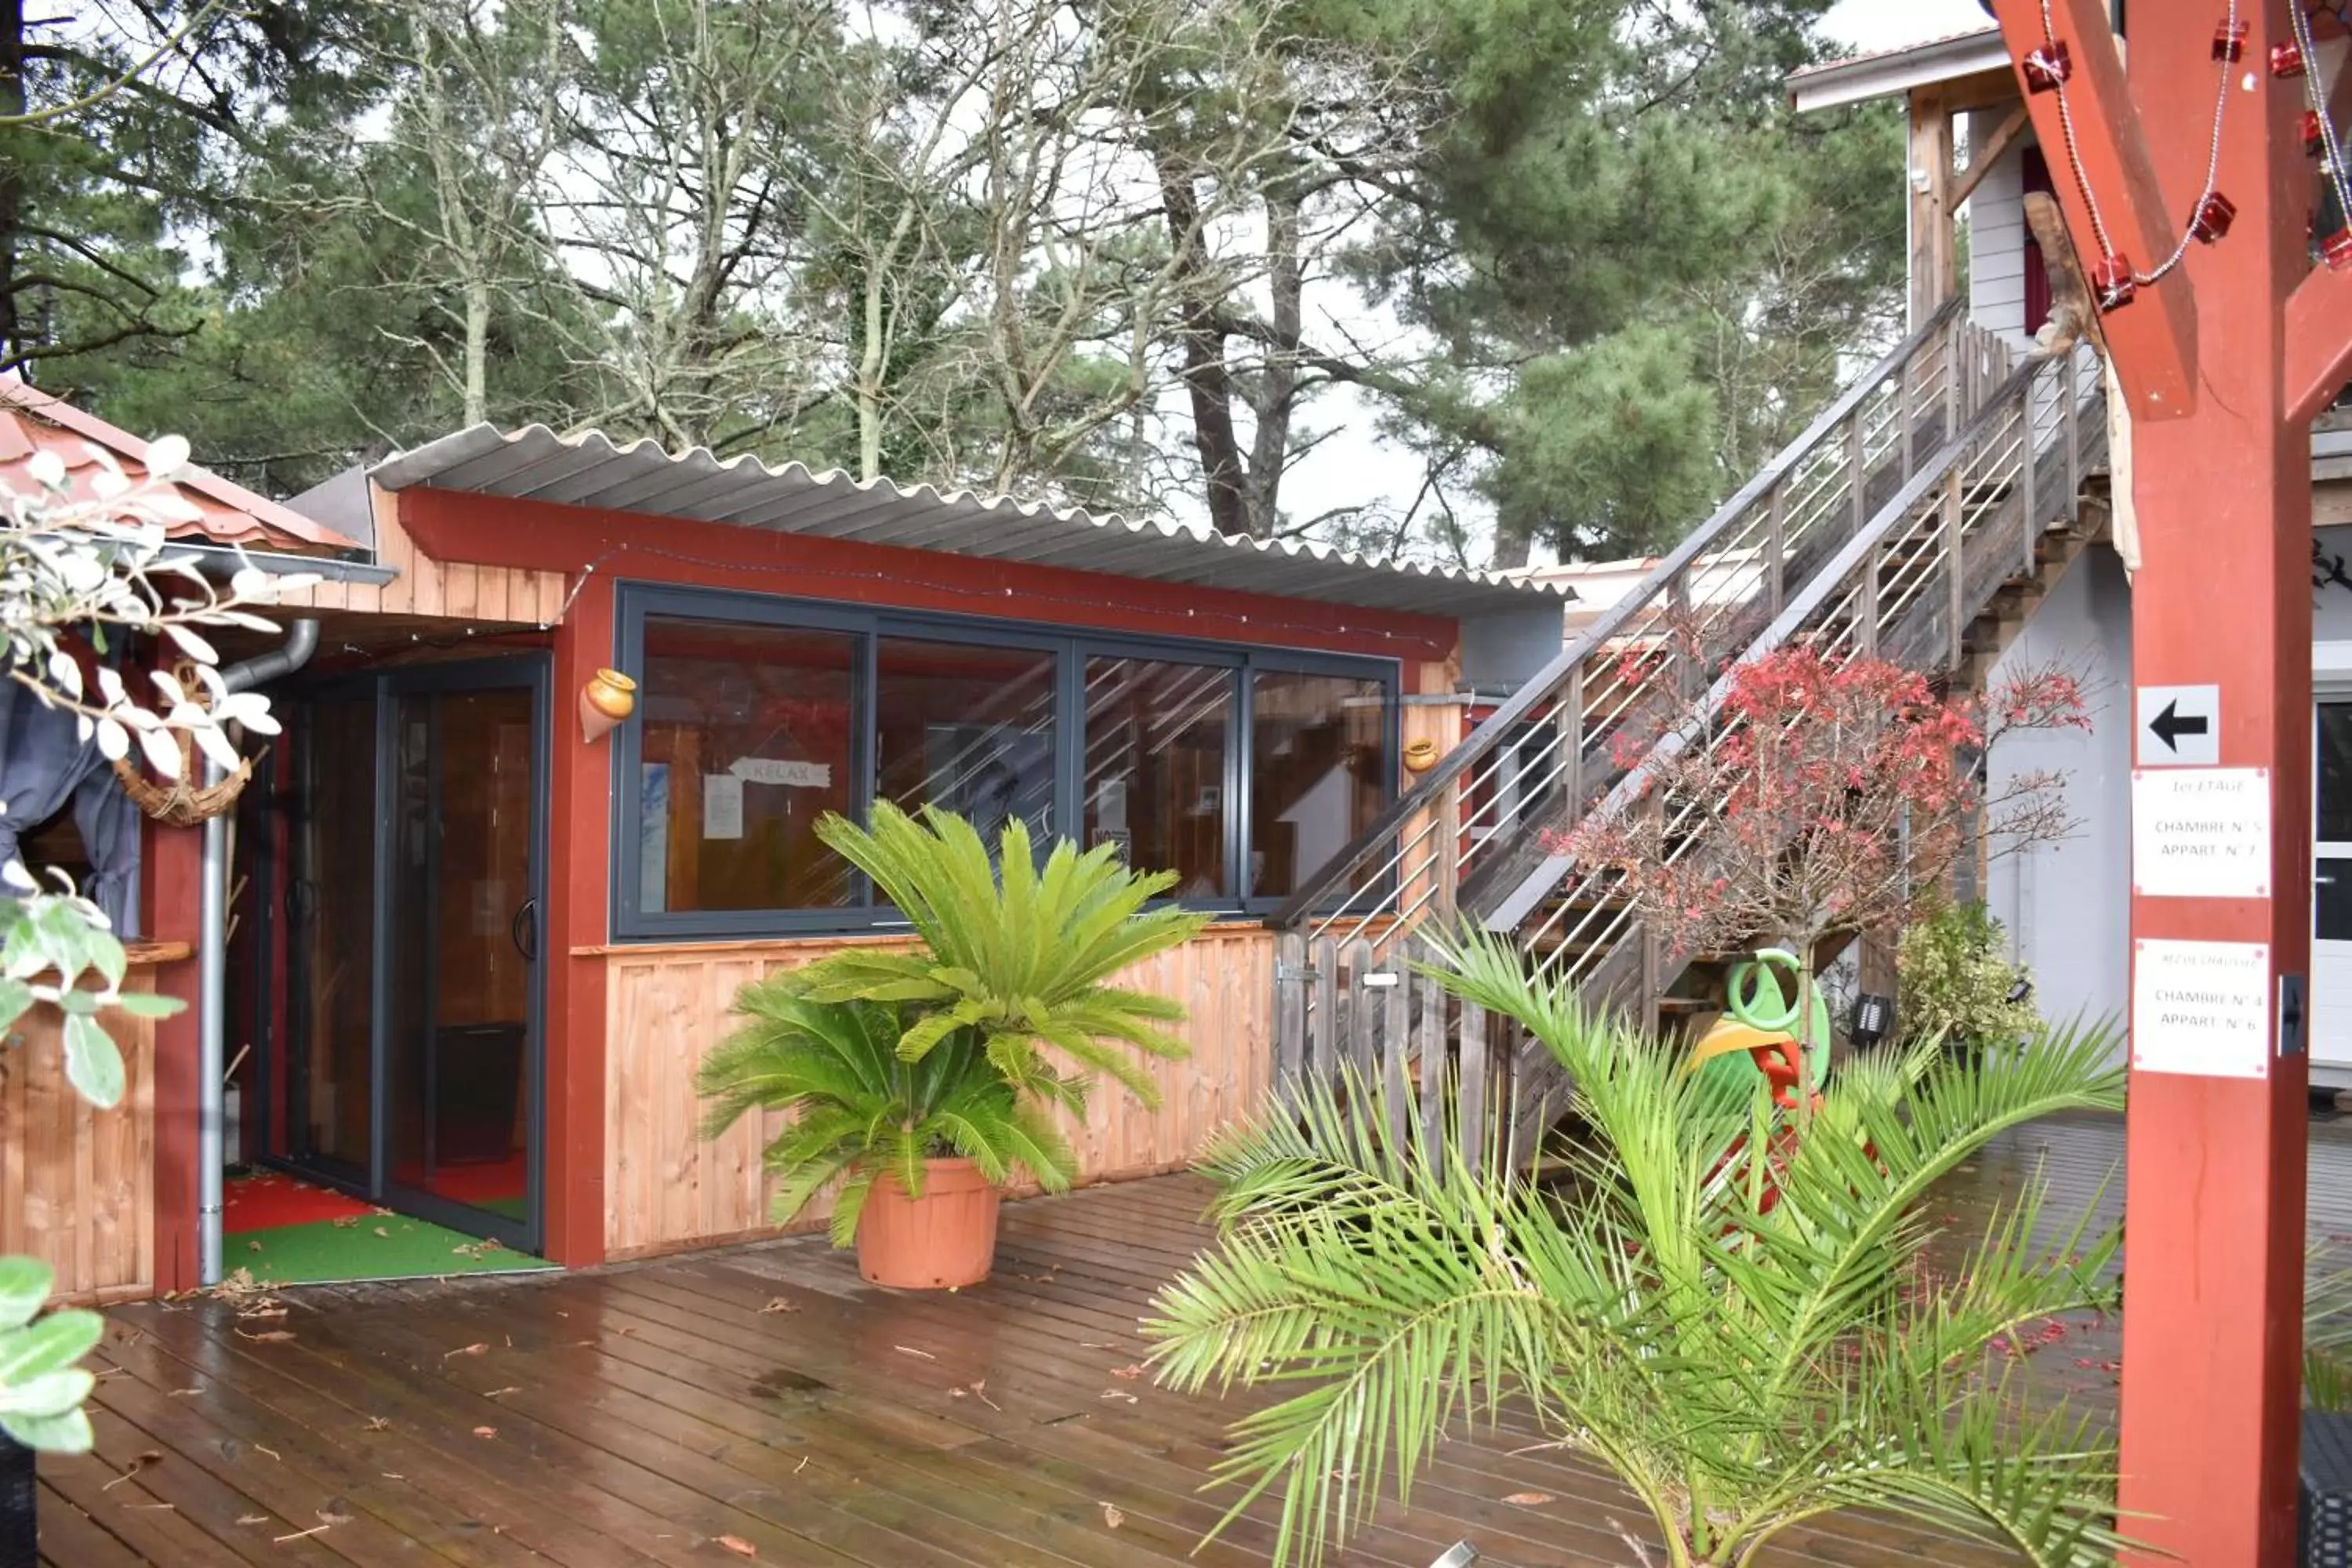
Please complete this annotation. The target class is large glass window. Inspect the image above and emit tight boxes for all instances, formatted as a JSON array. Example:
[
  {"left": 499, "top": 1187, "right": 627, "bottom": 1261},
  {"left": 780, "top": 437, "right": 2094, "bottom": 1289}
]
[
  {"left": 1084, "top": 655, "right": 1232, "bottom": 898},
  {"left": 877, "top": 637, "right": 1058, "bottom": 845},
  {"left": 1248, "top": 670, "right": 1388, "bottom": 900},
  {"left": 613, "top": 586, "right": 1398, "bottom": 936},
  {"left": 635, "top": 617, "right": 858, "bottom": 913}
]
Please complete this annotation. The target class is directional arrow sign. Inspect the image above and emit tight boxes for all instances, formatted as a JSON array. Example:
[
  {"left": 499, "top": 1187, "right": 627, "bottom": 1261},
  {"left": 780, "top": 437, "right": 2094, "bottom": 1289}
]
[{"left": 2136, "top": 684, "right": 2221, "bottom": 767}]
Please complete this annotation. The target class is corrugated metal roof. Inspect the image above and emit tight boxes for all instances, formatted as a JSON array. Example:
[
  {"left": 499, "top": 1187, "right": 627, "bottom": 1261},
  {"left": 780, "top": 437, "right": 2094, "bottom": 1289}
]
[
  {"left": 368, "top": 423, "right": 1571, "bottom": 619},
  {"left": 0, "top": 376, "right": 360, "bottom": 553}
]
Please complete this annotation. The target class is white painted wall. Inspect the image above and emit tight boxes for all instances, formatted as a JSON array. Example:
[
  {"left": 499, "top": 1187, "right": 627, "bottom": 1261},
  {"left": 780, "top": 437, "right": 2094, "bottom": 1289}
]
[
  {"left": 1963, "top": 111, "right": 2034, "bottom": 346},
  {"left": 1983, "top": 545, "right": 2134, "bottom": 1040}
]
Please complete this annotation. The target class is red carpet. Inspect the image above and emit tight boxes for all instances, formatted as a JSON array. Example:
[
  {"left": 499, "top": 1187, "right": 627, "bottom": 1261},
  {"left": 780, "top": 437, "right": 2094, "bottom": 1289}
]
[
  {"left": 223, "top": 1172, "right": 373, "bottom": 1233},
  {"left": 393, "top": 1155, "right": 528, "bottom": 1211}
]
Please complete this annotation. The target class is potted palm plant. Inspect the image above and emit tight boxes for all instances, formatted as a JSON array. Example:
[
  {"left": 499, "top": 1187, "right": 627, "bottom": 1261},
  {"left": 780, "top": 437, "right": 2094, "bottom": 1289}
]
[
  {"left": 697, "top": 803, "right": 1206, "bottom": 1288},
  {"left": 1146, "top": 927, "right": 2133, "bottom": 1568}
]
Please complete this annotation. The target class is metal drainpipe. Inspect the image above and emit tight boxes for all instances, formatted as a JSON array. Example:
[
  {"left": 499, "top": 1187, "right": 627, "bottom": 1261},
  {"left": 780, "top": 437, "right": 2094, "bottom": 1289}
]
[{"left": 198, "top": 618, "right": 318, "bottom": 1285}]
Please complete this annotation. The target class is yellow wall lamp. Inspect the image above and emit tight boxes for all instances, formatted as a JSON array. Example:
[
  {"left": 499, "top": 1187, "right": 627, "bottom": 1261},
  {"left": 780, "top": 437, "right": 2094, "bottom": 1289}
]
[{"left": 580, "top": 667, "right": 637, "bottom": 744}]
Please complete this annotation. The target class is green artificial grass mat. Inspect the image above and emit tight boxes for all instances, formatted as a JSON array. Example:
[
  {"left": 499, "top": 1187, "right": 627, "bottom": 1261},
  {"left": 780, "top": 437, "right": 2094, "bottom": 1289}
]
[{"left": 229, "top": 1214, "right": 557, "bottom": 1287}]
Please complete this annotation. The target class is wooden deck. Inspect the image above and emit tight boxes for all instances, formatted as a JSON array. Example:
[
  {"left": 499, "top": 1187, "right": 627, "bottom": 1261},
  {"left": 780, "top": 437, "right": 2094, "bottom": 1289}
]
[{"left": 35, "top": 1111, "right": 2352, "bottom": 1567}]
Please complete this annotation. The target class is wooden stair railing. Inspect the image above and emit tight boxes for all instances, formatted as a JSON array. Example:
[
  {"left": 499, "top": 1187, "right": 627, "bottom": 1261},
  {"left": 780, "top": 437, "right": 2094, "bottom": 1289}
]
[{"left": 1271, "top": 314, "right": 2108, "bottom": 1160}]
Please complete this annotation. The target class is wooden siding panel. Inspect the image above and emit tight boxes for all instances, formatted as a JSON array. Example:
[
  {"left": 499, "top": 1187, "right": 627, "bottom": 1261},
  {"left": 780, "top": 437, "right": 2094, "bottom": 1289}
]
[
  {"left": 1964, "top": 111, "right": 2032, "bottom": 342},
  {"left": 274, "top": 496, "right": 565, "bottom": 626},
  {"left": 0, "top": 975, "right": 163, "bottom": 1302},
  {"left": 598, "top": 927, "right": 1277, "bottom": 1259}
]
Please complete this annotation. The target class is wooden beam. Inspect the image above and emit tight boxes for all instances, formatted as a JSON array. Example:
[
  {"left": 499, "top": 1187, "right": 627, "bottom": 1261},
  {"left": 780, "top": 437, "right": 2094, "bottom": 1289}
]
[
  {"left": 1907, "top": 85, "right": 1957, "bottom": 326},
  {"left": 1946, "top": 103, "right": 2030, "bottom": 212},
  {"left": 2285, "top": 266, "right": 2352, "bottom": 424},
  {"left": 1992, "top": 0, "right": 2198, "bottom": 420}
]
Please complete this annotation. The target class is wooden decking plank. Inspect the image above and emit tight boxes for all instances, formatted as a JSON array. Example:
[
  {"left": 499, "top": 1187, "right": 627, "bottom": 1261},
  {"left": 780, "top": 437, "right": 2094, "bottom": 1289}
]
[
  {"left": 85, "top": 1332, "right": 500, "bottom": 1568},
  {"left": 625, "top": 1255, "right": 1655, "bottom": 1566},
  {"left": 38, "top": 1405, "right": 270, "bottom": 1568},
  {"left": 267, "top": 1288, "right": 1005, "bottom": 1568},
  {"left": 36, "top": 1479, "right": 154, "bottom": 1568},
  {"left": 114, "top": 1303, "right": 672, "bottom": 1568},
  {"left": 442, "top": 1270, "right": 1480, "bottom": 1568}
]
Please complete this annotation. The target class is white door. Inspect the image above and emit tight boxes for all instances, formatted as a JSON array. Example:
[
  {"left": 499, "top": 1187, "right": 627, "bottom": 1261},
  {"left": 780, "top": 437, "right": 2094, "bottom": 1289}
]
[{"left": 2314, "top": 700, "right": 2352, "bottom": 1072}]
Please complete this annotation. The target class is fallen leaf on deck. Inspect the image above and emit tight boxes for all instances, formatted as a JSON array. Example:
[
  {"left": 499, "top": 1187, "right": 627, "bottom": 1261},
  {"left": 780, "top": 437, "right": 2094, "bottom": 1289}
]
[
  {"left": 1109, "top": 1364, "right": 1143, "bottom": 1380},
  {"left": 1098, "top": 1390, "right": 1138, "bottom": 1404},
  {"left": 759, "top": 1298, "right": 798, "bottom": 1315},
  {"left": 472, "top": 1426, "right": 498, "bottom": 1438},
  {"left": 444, "top": 1342, "right": 489, "bottom": 1359},
  {"left": 169, "top": 1387, "right": 201, "bottom": 1398},
  {"left": 236, "top": 1514, "right": 268, "bottom": 1526},
  {"left": 100, "top": 1450, "right": 163, "bottom": 1490},
  {"left": 332, "top": 1215, "right": 360, "bottom": 1229},
  {"left": 363, "top": 1417, "right": 390, "bottom": 1432},
  {"left": 373, "top": 1226, "right": 390, "bottom": 1237},
  {"left": 246, "top": 1240, "right": 263, "bottom": 1253},
  {"left": 1079, "top": 1341, "right": 1115, "bottom": 1350},
  {"left": 316, "top": 1502, "right": 354, "bottom": 1526},
  {"left": 238, "top": 1330, "right": 296, "bottom": 1343},
  {"left": 484, "top": 1386, "right": 521, "bottom": 1399},
  {"left": 1101, "top": 1504, "right": 1124, "bottom": 1529},
  {"left": 1502, "top": 1491, "right": 1553, "bottom": 1507},
  {"left": 716, "top": 1534, "right": 757, "bottom": 1557},
  {"left": 893, "top": 1345, "right": 935, "bottom": 1359}
]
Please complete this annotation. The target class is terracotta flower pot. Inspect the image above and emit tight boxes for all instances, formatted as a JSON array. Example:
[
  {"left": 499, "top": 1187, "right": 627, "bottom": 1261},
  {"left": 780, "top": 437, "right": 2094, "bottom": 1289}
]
[{"left": 855, "top": 1156, "right": 1002, "bottom": 1289}]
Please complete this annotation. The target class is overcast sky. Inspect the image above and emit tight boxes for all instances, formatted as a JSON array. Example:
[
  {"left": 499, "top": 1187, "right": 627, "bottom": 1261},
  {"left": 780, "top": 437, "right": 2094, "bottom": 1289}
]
[
  {"left": 1821, "top": 0, "right": 1994, "bottom": 52},
  {"left": 1276, "top": 0, "right": 1998, "bottom": 565}
]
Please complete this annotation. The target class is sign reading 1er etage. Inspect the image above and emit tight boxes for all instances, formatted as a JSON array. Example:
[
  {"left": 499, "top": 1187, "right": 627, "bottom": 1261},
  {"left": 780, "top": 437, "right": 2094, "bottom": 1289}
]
[{"left": 2130, "top": 767, "right": 2270, "bottom": 899}]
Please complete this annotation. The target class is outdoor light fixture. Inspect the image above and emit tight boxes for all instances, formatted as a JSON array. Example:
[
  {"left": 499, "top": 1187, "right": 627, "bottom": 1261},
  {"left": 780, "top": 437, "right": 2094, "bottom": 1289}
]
[
  {"left": 1850, "top": 993, "right": 1895, "bottom": 1051},
  {"left": 2009, "top": 978, "right": 2034, "bottom": 1006},
  {"left": 580, "top": 666, "right": 638, "bottom": 744}
]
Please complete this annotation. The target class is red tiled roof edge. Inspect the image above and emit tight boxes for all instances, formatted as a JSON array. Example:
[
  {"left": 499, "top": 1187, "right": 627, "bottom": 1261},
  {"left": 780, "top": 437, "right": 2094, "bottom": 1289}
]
[{"left": 0, "top": 376, "right": 359, "bottom": 553}]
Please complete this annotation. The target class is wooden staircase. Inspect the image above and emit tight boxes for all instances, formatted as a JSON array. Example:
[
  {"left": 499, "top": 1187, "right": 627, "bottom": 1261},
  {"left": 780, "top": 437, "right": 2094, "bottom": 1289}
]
[{"left": 1269, "top": 299, "right": 2111, "bottom": 1164}]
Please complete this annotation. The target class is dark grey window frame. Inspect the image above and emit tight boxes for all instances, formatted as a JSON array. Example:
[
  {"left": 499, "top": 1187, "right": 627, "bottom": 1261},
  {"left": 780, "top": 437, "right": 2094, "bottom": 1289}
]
[{"left": 610, "top": 581, "right": 1399, "bottom": 941}]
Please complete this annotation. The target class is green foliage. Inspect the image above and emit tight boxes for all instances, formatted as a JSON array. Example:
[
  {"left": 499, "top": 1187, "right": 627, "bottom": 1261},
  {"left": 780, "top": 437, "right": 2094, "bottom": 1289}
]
[
  {"left": 1898, "top": 899, "right": 2040, "bottom": 1054},
  {"left": 695, "top": 990, "right": 1076, "bottom": 1247},
  {"left": 2308, "top": 1247, "right": 2352, "bottom": 1413},
  {"left": 1145, "top": 927, "right": 2131, "bottom": 1568},
  {"left": 696, "top": 804, "right": 1203, "bottom": 1243},
  {"left": 0, "top": 1258, "right": 103, "bottom": 1454},
  {"left": 792, "top": 804, "right": 1208, "bottom": 1108}
]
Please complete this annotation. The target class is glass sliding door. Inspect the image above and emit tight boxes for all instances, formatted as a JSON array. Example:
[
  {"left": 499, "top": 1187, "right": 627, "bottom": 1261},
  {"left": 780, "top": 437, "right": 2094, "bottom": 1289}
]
[
  {"left": 383, "top": 677, "right": 543, "bottom": 1247},
  {"left": 288, "top": 695, "right": 379, "bottom": 1178},
  {"left": 284, "top": 658, "right": 548, "bottom": 1253}
]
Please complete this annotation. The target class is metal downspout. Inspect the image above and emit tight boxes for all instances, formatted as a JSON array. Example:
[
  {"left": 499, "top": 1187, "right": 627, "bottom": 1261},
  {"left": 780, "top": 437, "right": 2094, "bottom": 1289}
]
[{"left": 198, "top": 618, "right": 318, "bottom": 1285}]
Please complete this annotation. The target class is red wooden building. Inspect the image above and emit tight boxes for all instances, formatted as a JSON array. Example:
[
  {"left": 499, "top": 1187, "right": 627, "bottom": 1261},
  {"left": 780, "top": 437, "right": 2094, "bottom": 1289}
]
[{"left": 3, "top": 393, "right": 1570, "bottom": 1297}]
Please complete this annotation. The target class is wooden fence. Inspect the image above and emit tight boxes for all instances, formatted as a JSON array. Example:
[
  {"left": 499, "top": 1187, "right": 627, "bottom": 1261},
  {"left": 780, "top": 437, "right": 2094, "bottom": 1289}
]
[{"left": 1272, "top": 931, "right": 1536, "bottom": 1169}]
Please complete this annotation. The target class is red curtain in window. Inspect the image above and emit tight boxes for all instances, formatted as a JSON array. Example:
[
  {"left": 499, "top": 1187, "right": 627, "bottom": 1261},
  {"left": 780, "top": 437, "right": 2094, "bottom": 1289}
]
[{"left": 2021, "top": 146, "right": 2055, "bottom": 334}]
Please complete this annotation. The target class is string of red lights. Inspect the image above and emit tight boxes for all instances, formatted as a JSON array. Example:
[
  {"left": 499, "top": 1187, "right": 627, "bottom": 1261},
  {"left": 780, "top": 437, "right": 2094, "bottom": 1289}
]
[{"left": 2023, "top": 0, "right": 2314, "bottom": 307}]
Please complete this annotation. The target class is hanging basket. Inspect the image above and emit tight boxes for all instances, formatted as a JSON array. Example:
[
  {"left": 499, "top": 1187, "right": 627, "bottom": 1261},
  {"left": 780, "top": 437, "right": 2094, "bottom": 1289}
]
[
  {"left": 109, "top": 662, "right": 255, "bottom": 826},
  {"left": 111, "top": 733, "right": 253, "bottom": 826}
]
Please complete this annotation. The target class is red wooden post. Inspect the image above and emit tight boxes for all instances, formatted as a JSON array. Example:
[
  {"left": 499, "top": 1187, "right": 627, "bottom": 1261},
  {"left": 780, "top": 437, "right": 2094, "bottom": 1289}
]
[
  {"left": 543, "top": 572, "right": 615, "bottom": 1269},
  {"left": 1992, "top": 3, "right": 2343, "bottom": 1561}
]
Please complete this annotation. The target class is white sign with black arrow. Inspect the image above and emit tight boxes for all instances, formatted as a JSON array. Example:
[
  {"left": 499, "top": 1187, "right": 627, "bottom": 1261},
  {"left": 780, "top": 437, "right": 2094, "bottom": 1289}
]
[{"left": 2137, "top": 684, "right": 2220, "bottom": 768}]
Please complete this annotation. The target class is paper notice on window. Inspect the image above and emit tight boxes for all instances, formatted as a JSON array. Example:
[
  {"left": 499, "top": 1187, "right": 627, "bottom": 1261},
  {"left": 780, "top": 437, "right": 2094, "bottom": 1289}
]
[
  {"left": 731, "top": 757, "right": 832, "bottom": 789},
  {"left": 702, "top": 773, "right": 745, "bottom": 840}
]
